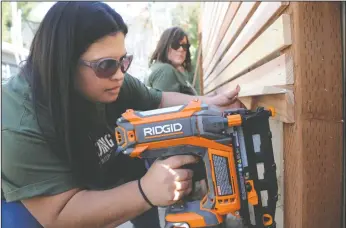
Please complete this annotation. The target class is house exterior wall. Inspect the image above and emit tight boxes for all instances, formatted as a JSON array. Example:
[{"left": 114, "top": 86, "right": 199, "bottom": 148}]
[{"left": 200, "top": 2, "right": 343, "bottom": 228}]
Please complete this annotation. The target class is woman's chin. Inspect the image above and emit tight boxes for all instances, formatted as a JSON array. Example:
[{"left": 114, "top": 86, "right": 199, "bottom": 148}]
[
  {"left": 98, "top": 93, "right": 120, "bottom": 103},
  {"left": 172, "top": 60, "right": 185, "bottom": 67}
]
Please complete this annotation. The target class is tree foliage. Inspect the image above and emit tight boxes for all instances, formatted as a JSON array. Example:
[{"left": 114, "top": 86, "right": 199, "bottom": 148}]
[
  {"left": 1, "top": 2, "right": 38, "bottom": 42},
  {"left": 2, "top": 2, "right": 11, "bottom": 42}
]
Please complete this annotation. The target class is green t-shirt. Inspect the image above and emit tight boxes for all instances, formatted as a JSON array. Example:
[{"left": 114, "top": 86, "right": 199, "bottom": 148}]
[
  {"left": 145, "top": 62, "right": 197, "bottom": 95},
  {"left": 1, "top": 73, "right": 162, "bottom": 202}
]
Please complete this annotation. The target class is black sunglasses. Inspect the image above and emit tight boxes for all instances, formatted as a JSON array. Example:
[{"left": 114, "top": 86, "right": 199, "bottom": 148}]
[
  {"left": 79, "top": 54, "right": 133, "bottom": 78},
  {"left": 171, "top": 42, "right": 190, "bottom": 51}
]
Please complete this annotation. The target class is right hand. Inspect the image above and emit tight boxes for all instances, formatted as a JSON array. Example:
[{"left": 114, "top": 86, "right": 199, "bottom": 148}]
[{"left": 140, "top": 155, "right": 198, "bottom": 207}]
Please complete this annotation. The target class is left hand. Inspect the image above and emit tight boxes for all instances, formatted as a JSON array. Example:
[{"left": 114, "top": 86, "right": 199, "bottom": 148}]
[{"left": 210, "top": 85, "right": 245, "bottom": 110}]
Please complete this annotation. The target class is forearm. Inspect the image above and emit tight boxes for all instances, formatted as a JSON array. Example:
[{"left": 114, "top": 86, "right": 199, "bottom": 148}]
[
  {"left": 51, "top": 181, "right": 150, "bottom": 228},
  {"left": 160, "top": 92, "right": 216, "bottom": 108}
]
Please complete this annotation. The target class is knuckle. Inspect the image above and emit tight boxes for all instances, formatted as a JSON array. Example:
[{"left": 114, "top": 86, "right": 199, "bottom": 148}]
[
  {"left": 181, "top": 181, "right": 187, "bottom": 190},
  {"left": 171, "top": 191, "right": 177, "bottom": 200},
  {"left": 169, "top": 182, "right": 176, "bottom": 191},
  {"left": 175, "top": 181, "right": 181, "bottom": 190}
]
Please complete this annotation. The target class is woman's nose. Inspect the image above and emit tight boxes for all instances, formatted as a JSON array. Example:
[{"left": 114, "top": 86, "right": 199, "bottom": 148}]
[
  {"left": 177, "top": 46, "right": 186, "bottom": 52},
  {"left": 109, "top": 68, "right": 124, "bottom": 81}
]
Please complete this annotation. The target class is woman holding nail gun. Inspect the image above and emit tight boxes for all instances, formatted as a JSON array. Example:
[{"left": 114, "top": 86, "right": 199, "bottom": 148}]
[{"left": 1, "top": 2, "right": 242, "bottom": 228}]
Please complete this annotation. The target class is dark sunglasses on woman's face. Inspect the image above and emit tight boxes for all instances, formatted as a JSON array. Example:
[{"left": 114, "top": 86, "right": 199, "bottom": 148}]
[
  {"left": 171, "top": 42, "right": 190, "bottom": 51},
  {"left": 79, "top": 54, "right": 133, "bottom": 78}
]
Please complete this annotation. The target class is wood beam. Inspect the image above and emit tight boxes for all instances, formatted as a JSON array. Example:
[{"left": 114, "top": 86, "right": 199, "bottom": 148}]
[
  {"left": 205, "top": 13, "right": 292, "bottom": 94},
  {"left": 202, "top": 2, "right": 240, "bottom": 70},
  {"left": 202, "top": 3, "right": 217, "bottom": 55},
  {"left": 213, "top": 53, "right": 294, "bottom": 95},
  {"left": 203, "top": 2, "right": 258, "bottom": 79},
  {"left": 204, "top": 2, "right": 289, "bottom": 82},
  {"left": 203, "top": 2, "right": 230, "bottom": 60},
  {"left": 239, "top": 90, "right": 295, "bottom": 123}
]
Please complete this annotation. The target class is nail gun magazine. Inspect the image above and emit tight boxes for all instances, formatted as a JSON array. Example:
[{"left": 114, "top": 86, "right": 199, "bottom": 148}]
[{"left": 115, "top": 99, "right": 278, "bottom": 228}]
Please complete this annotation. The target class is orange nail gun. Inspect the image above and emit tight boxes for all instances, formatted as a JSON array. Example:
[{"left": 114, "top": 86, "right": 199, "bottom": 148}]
[{"left": 115, "top": 99, "right": 278, "bottom": 228}]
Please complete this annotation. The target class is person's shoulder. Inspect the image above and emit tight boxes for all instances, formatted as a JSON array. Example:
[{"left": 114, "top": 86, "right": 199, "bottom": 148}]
[
  {"left": 120, "top": 73, "right": 144, "bottom": 95},
  {"left": 2, "top": 74, "right": 30, "bottom": 99},
  {"left": 2, "top": 75, "right": 30, "bottom": 130},
  {"left": 2, "top": 75, "right": 53, "bottom": 137},
  {"left": 151, "top": 61, "right": 174, "bottom": 69},
  {"left": 150, "top": 62, "right": 176, "bottom": 75},
  {"left": 148, "top": 62, "right": 177, "bottom": 84},
  {"left": 122, "top": 73, "right": 141, "bottom": 86}
]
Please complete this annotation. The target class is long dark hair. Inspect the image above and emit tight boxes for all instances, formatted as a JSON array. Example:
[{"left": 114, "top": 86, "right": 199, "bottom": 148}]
[
  {"left": 21, "top": 2, "right": 128, "bottom": 164},
  {"left": 149, "top": 26, "right": 192, "bottom": 72}
]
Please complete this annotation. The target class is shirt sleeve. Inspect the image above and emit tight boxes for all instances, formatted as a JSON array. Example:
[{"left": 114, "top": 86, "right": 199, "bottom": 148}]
[
  {"left": 123, "top": 73, "right": 163, "bottom": 111},
  {"left": 1, "top": 129, "right": 79, "bottom": 202},
  {"left": 148, "top": 66, "right": 181, "bottom": 93}
]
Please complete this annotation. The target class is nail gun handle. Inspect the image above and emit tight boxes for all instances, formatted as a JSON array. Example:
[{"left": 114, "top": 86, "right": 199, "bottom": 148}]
[
  {"left": 165, "top": 200, "right": 224, "bottom": 228},
  {"left": 180, "top": 161, "right": 206, "bottom": 182}
]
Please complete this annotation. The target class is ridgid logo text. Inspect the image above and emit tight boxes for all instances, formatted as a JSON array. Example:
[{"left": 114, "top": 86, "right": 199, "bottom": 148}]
[{"left": 143, "top": 123, "right": 183, "bottom": 137}]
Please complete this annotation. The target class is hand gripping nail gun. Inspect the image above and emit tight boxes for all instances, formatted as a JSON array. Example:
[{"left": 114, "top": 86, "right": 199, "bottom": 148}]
[{"left": 115, "top": 99, "right": 278, "bottom": 228}]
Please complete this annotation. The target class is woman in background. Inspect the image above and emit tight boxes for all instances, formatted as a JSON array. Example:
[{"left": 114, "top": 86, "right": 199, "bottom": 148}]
[{"left": 146, "top": 27, "right": 198, "bottom": 95}]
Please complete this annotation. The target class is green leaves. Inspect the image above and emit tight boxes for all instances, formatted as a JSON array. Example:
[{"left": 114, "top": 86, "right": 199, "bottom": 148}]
[{"left": 1, "top": 2, "right": 38, "bottom": 43}]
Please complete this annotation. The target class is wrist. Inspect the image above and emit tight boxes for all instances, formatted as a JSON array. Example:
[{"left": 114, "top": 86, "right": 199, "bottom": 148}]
[
  {"left": 201, "top": 95, "right": 217, "bottom": 105},
  {"left": 137, "top": 178, "right": 155, "bottom": 209}
]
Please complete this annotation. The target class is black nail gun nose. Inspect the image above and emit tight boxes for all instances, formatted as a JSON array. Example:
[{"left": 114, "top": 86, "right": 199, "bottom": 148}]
[{"left": 115, "top": 99, "right": 279, "bottom": 228}]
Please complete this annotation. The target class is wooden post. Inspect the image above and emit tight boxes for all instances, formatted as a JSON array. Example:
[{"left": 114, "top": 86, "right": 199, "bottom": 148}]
[{"left": 284, "top": 2, "right": 343, "bottom": 228}]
